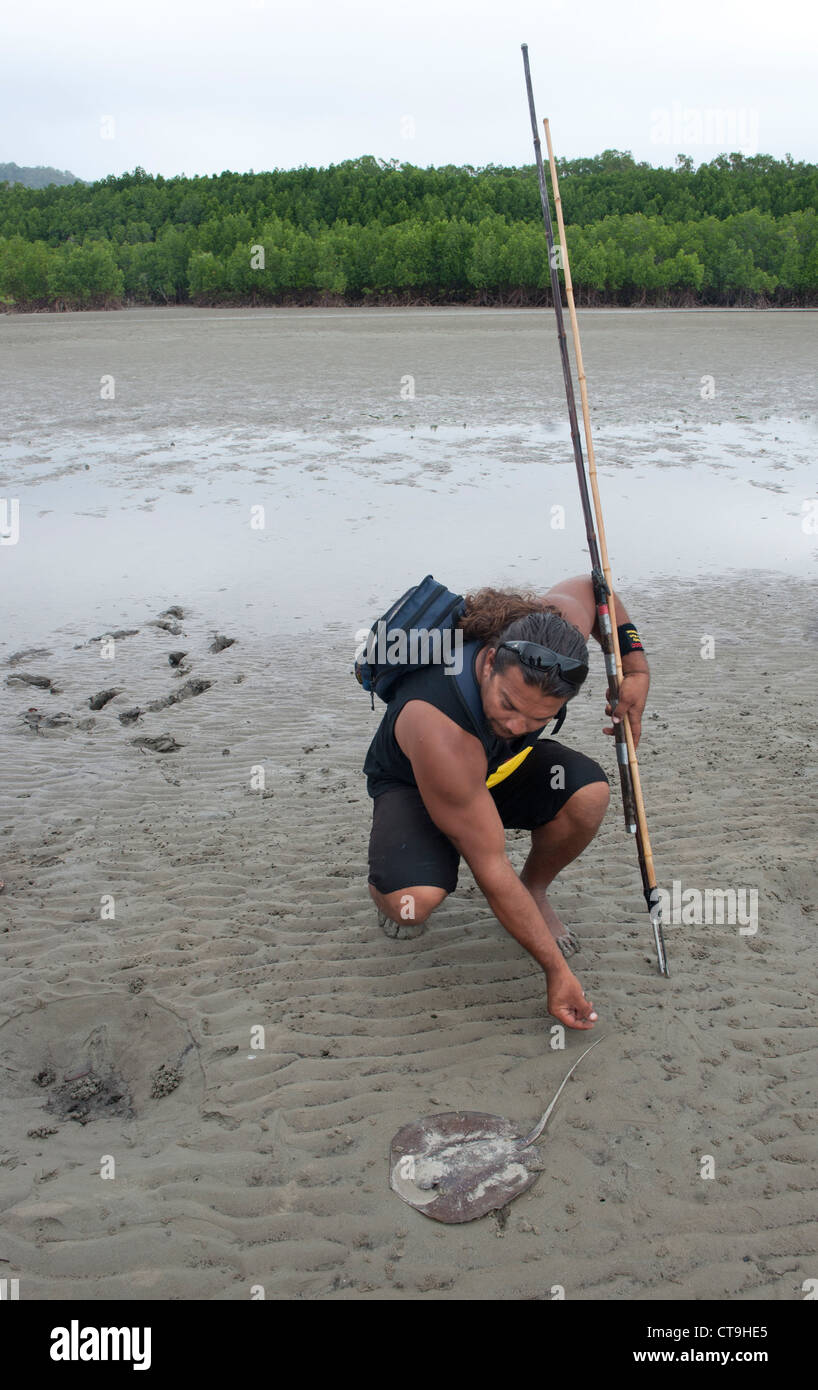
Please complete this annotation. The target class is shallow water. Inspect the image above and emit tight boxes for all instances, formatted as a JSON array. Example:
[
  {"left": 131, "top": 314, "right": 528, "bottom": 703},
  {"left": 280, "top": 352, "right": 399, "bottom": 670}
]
[{"left": 1, "top": 305, "right": 815, "bottom": 649}]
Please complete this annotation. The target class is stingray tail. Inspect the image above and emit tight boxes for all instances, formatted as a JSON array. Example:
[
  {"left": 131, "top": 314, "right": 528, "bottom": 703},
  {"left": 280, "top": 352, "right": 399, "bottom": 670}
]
[{"left": 518, "top": 1035, "right": 607, "bottom": 1149}]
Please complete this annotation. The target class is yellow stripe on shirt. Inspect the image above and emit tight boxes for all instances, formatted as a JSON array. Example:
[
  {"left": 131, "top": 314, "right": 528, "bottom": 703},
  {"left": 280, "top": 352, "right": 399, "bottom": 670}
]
[{"left": 485, "top": 745, "right": 533, "bottom": 789}]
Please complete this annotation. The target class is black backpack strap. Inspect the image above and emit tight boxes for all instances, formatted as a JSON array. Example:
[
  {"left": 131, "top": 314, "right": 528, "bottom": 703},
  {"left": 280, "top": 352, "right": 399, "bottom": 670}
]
[{"left": 451, "top": 641, "right": 485, "bottom": 733}]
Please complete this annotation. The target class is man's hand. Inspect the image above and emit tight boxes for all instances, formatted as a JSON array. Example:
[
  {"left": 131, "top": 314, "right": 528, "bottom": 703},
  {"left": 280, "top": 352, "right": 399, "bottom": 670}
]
[
  {"left": 604, "top": 671, "right": 649, "bottom": 748},
  {"left": 546, "top": 963, "right": 598, "bottom": 1030}
]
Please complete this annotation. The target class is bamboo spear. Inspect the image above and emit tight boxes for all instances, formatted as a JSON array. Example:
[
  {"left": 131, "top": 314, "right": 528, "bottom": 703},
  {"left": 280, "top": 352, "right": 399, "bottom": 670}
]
[
  {"left": 520, "top": 45, "right": 668, "bottom": 975},
  {"left": 543, "top": 118, "right": 668, "bottom": 976}
]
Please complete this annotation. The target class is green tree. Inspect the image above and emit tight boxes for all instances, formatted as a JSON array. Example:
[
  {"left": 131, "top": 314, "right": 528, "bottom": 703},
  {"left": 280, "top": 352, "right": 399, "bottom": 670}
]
[
  {"left": 0, "top": 235, "right": 51, "bottom": 301},
  {"left": 47, "top": 240, "right": 123, "bottom": 305},
  {"left": 187, "top": 250, "right": 227, "bottom": 299}
]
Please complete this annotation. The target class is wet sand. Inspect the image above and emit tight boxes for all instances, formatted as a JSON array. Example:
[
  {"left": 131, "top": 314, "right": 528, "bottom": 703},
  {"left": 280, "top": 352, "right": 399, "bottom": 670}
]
[
  {"left": 1, "top": 306, "right": 815, "bottom": 644},
  {"left": 0, "top": 308, "right": 816, "bottom": 1299}
]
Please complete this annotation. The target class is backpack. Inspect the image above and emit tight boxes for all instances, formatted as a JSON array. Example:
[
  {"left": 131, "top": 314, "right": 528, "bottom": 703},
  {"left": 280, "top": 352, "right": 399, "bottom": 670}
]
[
  {"left": 354, "top": 575, "right": 465, "bottom": 708},
  {"left": 354, "top": 573, "right": 568, "bottom": 739}
]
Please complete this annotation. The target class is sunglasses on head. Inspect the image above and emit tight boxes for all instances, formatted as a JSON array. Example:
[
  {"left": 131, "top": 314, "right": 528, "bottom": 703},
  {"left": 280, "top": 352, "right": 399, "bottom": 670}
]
[{"left": 497, "top": 640, "right": 588, "bottom": 689}]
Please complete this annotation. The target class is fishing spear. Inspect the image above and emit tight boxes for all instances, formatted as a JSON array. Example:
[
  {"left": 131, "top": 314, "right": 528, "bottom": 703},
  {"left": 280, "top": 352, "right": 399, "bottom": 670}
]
[{"left": 520, "top": 43, "right": 669, "bottom": 976}]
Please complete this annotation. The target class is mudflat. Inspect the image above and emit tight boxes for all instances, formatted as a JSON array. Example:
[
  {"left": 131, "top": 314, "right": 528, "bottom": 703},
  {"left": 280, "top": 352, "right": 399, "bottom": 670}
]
[{"left": 0, "top": 306, "right": 815, "bottom": 1299}]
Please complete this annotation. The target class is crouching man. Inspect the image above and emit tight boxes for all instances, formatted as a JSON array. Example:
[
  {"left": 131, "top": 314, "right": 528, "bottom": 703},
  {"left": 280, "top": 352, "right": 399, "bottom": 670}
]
[{"left": 362, "top": 575, "right": 650, "bottom": 1031}]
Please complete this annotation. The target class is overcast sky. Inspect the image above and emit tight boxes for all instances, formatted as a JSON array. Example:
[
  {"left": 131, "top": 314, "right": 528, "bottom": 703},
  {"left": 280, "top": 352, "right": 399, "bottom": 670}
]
[{"left": 3, "top": 0, "right": 816, "bottom": 181}]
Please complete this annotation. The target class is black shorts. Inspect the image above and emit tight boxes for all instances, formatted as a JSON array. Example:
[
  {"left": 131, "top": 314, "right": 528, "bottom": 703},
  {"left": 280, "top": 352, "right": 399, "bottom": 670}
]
[{"left": 367, "top": 740, "right": 609, "bottom": 896}]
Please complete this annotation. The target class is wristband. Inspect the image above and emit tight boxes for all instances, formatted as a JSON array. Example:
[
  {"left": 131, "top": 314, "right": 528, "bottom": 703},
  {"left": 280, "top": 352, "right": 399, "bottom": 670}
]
[{"left": 617, "top": 622, "right": 645, "bottom": 655}]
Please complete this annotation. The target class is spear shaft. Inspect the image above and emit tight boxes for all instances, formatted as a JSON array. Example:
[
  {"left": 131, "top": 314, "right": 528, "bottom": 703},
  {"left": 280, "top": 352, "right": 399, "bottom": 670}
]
[
  {"left": 520, "top": 43, "right": 669, "bottom": 976},
  {"left": 542, "top": 116, "right": 668, "bottom": 975}
]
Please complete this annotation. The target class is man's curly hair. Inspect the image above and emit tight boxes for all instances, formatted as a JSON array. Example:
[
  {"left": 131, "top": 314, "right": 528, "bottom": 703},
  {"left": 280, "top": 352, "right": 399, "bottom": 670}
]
[{"left": 457, "top": 587, "right": 588, "bottom": 700}]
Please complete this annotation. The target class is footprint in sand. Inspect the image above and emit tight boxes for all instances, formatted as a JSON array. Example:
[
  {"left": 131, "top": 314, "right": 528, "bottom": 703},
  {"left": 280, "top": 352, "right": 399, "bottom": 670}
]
[
  {"left": 146, "top": 678, "right": 211, "bottom": 712},
  {"left": 88, "top": 689, "right": 122, "bottom": 710},
  {"left": 6, "top": 672, "right": 61, "bottom": 693},
  {"left": 131, "top": 734, "right": 183, "bottom": 753}
]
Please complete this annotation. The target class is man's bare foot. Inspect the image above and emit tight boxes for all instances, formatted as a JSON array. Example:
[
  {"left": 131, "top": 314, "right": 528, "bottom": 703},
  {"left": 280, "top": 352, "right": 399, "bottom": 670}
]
[
  {"left": 528, "top": 890, "right": 580, "bottom": 958},
  {"left": 377, "top": 908, "right": 426, "bottom": 941}
]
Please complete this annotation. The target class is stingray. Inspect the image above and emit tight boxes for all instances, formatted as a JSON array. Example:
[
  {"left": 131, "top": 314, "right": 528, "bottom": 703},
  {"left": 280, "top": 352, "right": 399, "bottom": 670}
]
[{"left": 389, "top": 1036, "right": 605, "bottom": 1224}]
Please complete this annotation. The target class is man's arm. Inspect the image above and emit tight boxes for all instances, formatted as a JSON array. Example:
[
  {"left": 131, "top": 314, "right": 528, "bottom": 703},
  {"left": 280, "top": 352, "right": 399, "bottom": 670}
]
[
  {"left": 542, "top": 574, "right": 650, "bottom": 747},
  {"left": 395, "top": 701, "right": 598, "bottom": 1031}
]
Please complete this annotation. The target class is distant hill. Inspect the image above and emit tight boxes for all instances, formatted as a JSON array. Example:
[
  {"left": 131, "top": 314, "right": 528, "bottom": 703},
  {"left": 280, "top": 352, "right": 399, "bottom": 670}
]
[{"left": 0, "top": 162, "right": 81, "bottom": 189}]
